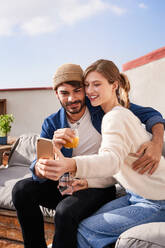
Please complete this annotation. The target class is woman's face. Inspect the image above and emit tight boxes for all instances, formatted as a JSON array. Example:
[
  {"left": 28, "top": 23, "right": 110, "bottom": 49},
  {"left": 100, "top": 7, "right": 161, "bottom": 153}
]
[{"left": 84, "top": 71, "right": 118, "bottom": 113}]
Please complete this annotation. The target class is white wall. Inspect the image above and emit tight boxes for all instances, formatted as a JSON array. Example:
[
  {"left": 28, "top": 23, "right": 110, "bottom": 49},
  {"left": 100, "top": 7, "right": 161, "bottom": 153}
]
[
  {"left": 0, "top": 89, "right": 60, "bottom": 137},
  {"left": 125, "top": 57, "right": 165, "bottom": 118}
]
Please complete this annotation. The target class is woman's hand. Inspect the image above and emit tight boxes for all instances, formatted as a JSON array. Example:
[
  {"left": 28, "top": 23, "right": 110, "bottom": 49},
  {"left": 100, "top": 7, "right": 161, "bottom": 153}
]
[
  {"left": 57, "top": 177, "right": 88, "bottom": 195},
  {"left": 37, "top": 147, "right": 77, "bottom": 181},
  {"left": 132, "top": 140, "right": 163, "bottom": 175},
  {"left": 72, "top": 178, "right": 88, "bottom": 192},
  {"left": 35, "top": 161, "right": 47, "bottom": 178}
]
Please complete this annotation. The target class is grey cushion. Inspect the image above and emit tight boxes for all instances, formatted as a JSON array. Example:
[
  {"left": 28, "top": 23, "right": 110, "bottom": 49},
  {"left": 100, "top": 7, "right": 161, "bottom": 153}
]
[
  {"left": 0, "top": 166, "right": 31, "bottom": 209},
  {"left": 0, "top": 134, "right": 39, "bottom": 209},
  {"left": 115, "top": 222, "right": 165, "bottom": 248},
  {"left": 8, "top": 133, "right": 39, "bottom": 167}
]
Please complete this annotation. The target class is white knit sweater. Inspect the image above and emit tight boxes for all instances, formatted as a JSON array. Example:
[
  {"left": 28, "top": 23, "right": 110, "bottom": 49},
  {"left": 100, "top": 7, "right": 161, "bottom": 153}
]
[{"left": 74, "top": 106, "right": 165, "bottom": 200}]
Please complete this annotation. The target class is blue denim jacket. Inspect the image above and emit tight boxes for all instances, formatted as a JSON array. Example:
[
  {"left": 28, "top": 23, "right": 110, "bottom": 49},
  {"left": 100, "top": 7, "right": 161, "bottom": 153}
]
[{"left": 30, "top": 97, "right": 165, "bottom": 181}]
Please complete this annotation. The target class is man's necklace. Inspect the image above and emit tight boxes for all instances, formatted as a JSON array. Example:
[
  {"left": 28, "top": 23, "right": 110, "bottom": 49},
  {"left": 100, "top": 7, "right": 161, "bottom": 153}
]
[{"left": 67, "top": 108, "right": 87, "bottom": 127}]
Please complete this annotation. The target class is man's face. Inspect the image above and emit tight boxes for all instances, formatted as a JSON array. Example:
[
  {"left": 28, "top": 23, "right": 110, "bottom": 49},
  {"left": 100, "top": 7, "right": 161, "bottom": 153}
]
[{"left": 56, "top": 83, "right": 86, "bottom": 114}]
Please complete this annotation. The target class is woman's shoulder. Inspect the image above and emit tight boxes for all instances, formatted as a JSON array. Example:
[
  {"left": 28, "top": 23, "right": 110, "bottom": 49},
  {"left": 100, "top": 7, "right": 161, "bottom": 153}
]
[
  {"left": 105, "top": 106, "right": 132, "bottom": 118},
  {"left": 104, "top": 106, "right": 140, "bottom": 124}
]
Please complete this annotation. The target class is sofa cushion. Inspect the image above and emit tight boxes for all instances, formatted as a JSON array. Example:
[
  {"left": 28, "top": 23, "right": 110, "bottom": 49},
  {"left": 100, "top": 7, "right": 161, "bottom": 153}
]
[
  {"left": 115, "top": 222, "right": 165, "bottom": 248},
  {"left": 0, "top": 134, "right": 38, "bottom": 209},
  {"left": 0, "top": 166, "right": 31, "bottom": 209},
  {"left": 8, "top": 133, "right": 39, "bottom": 167}
]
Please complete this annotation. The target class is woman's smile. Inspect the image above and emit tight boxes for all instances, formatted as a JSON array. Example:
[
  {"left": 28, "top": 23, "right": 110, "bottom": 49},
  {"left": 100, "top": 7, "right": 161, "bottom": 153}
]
[
  {"left": 85, "top": 71, "right": 119, "bottom": 113},
  {"left": 87, "top": 95, "right": 99, "bottom": 102}
]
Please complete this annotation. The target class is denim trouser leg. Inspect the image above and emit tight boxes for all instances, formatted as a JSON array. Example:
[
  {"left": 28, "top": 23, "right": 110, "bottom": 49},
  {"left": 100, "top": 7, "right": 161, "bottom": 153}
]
[{"left": 77, "top": 193, "right": 165, "bottom": 248}]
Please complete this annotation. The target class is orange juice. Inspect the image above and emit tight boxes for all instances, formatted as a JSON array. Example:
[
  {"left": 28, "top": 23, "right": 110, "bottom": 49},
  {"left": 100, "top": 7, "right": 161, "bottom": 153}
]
[
  {"left": 64, "top": 136, "right": 79, "bottom": 148},
  {"left": 64, "top": 128, "right": 79, "bottom": 149}
]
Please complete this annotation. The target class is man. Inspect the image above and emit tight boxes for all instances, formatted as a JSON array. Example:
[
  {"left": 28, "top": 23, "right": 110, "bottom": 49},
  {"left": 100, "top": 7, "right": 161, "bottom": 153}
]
[{"left": 12, "top": 63, "right": 165, "bottom": 248}]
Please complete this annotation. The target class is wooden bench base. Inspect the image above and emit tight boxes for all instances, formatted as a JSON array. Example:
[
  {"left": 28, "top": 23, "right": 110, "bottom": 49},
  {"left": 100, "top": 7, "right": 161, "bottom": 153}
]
[
  {"left": 0, "top": 239, "right": 24, "bottom": 248},
  {"left": 0, "top": 208, "right": 54, "bottom": 247}
]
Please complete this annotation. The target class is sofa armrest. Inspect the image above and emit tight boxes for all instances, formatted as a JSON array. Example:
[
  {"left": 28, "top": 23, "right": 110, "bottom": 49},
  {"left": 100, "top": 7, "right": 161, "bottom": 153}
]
[{"left": 115, "top": 222, "right": 165, "bottom": 248}]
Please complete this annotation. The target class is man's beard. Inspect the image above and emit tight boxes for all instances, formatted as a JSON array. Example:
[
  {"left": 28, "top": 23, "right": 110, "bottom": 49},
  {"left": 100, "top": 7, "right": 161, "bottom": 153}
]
[{"left": 60, "top": 98, "right": 85, "bottom": 114}]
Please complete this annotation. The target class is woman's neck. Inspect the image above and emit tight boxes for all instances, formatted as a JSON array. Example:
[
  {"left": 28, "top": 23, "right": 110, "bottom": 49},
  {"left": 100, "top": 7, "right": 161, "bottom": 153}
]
[{"left": 101, "top": 99, "right": 120, "bottom": 113}]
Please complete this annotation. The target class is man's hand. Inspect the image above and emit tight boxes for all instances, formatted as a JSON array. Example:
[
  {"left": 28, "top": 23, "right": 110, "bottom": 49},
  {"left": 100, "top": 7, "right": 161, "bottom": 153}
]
[
  {"left": 53, "top": 128, "right": 75, "bottom": 149},
  {"left": 132, "top": 123, "right": 164, "bottom": 175},
  {"left": 132, "top": 140, "right": 163, "bottom": 175}
]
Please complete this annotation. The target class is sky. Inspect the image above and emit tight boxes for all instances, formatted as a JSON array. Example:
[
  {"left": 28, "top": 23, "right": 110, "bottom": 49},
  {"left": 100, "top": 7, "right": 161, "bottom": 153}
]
[{"left": 0, "top": 0, "right": 165, "bottom": 89}]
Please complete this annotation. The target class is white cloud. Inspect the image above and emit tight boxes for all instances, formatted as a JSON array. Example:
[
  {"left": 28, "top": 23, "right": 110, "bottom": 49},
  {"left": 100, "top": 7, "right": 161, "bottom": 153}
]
[
  {"left": 59, "top": 0, "right": 106, "bottom": 24},
  {"left": 108, "top": 4, "right": 126, "bottom": 16},
  {"left": 21, "top": 17, "right": 57, "bottom": 36},
  {"left": 139, "top": 3, "right": 148, "bottom": 9},
  {"left": 0, "top": 0, "right": 126, "bottom": 36}
]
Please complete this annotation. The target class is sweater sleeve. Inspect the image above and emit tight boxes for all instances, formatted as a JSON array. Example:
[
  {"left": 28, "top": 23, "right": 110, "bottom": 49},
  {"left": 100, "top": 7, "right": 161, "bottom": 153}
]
[
  {"left": 74, "top": 108, "right": 134, "bottom": 182},
  {"left": 86, "top": 176, "right": 117, "bottom": 188}
]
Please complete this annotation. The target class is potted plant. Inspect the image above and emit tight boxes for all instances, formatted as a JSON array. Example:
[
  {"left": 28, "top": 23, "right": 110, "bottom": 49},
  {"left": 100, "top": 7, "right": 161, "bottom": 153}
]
[{"left": 0, "top": 114, "right": 14, "bottom": 145}]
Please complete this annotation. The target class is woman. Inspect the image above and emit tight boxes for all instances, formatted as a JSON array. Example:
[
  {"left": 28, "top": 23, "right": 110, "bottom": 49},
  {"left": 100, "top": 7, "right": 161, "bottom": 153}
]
[{"left": 38, "top": 59, "right": 165, "bottom": 248}]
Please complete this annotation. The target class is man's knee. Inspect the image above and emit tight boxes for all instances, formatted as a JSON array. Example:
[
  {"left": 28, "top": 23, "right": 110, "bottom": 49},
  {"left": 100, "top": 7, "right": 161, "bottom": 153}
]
[
  {"left": 55, "top": 198, "right": 76, "bottom": 225},
  {"left": 12, "top": 179, "right": 31, "bottom": 208}
]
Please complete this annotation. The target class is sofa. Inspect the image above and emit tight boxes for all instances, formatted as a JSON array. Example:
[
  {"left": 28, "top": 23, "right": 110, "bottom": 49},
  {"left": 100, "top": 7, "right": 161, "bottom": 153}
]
[
  {"left": 0, "top": 134, "right": 165, "bottom": 247},
  {"left": 0, "top": 134, "right": 55, "bottom": 247},
  {"left": 115, "top": 222, "right": 165, "bottom": 248}
]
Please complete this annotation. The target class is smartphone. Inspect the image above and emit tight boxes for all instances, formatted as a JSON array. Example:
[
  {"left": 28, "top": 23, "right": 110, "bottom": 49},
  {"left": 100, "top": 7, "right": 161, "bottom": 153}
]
[{"left": 37, "top": 137, "right": 54, "bottom": 160}]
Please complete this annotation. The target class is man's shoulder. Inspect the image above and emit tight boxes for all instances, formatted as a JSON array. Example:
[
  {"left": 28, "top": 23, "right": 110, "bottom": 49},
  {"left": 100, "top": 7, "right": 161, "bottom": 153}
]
[
  {"left": 46, "top": 107, "right": 64, "bottom": 121},
  {"left": 46, "top": 111, "right": 59, "bottom": 120}
]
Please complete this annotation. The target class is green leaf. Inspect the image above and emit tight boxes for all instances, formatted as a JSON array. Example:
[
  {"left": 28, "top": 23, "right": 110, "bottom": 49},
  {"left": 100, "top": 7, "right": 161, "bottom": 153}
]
[{"left": 0, "top": 114, "right": 14, "bottom": 135}]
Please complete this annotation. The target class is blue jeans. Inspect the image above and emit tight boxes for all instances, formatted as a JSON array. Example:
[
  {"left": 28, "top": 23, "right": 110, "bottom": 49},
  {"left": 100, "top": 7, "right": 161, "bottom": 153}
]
[{"left": 77, "top": 192, "right": 165, "bottom": 248}]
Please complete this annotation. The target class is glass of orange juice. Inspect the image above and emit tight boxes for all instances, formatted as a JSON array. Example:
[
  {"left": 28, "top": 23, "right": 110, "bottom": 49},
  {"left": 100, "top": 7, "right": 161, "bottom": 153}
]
[{"left": 63, "top": 128, "right": 79, "bottom": 149}]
